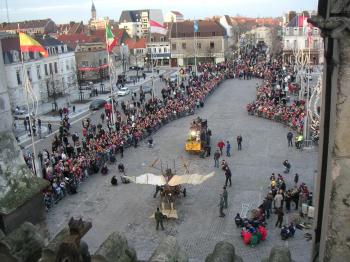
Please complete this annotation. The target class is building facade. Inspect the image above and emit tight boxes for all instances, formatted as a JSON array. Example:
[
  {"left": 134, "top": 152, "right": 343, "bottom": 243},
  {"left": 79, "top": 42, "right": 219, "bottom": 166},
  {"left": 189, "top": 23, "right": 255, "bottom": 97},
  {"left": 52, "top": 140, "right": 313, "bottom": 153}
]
[
  {"left": 75, "top": 41, "right": 126, "bottom": 83},
  {"left": 119, "top": 9, "right": 163, "bottom": 38},
  {"left": 168, "top": 21, "right": 227, "bottom": 67},
  {"left": 88, "top": 1, "right": 109, "bottom": 30},
  {"left": 1, "top": 35, "right": 76, "bottom": 108},
  {"left": 244, "top": 26, "right": 273, "bottom": 49},
  {"left": 147, "top": 33, "right": 171, "bottom": 66},
  {"left": 282, "top": 13, "right": 323, "bottom": 65},
  {"left": 164, "top": 11, "right": 184, "bottom": 23},
  {"left": 219, "top": 15, "right": 240, "bottom": 56},
  {"left": 125, "top": 38, "right": 147, "bottom": 67}
]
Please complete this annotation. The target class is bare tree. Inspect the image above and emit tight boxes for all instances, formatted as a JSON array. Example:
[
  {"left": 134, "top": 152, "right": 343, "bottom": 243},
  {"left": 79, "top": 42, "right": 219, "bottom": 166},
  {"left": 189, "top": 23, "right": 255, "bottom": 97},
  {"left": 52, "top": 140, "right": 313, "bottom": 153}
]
[{"left": 269, "top": 25, "right": 283, "bottom": 59}]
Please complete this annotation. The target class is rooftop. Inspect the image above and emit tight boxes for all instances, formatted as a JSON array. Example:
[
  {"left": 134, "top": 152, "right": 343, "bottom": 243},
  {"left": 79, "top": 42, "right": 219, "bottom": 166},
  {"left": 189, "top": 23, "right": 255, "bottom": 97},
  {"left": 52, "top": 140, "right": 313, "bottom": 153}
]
[
  {"left": 166, "top": 20, "right": 226, "bottom": 38},
  {"left": 125, "top": 38, "right": 146, "bottom": 49},
  {"left": 0, "top": 19, "right": 53, "bottom": 30}
]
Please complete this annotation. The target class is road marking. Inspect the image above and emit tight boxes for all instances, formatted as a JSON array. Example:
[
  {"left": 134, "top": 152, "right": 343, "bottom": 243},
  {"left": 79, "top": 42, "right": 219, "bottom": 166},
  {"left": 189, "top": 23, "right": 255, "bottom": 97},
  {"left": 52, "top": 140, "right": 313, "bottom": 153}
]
[
  {"left": 241, "top": 203, "right": 251, "bottom": 218},
  {"left": 23, "top": 111, "right": 92, "bottom": 149}
]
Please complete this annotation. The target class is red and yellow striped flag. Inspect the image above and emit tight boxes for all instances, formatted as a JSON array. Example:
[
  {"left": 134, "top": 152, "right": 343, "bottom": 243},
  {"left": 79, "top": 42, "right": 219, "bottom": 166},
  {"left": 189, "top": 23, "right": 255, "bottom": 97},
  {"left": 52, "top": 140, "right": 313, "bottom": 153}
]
[{"left": 19, "top": 32, "right": 48, "bottom": 57}]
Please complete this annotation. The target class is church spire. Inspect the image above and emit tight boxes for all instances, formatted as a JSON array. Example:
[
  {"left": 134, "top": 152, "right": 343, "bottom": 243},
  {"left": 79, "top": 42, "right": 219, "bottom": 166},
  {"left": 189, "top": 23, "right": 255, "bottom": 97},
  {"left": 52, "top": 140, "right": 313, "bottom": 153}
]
[{"left": 91, "top": 1, "right": 96, "bottom": 20}]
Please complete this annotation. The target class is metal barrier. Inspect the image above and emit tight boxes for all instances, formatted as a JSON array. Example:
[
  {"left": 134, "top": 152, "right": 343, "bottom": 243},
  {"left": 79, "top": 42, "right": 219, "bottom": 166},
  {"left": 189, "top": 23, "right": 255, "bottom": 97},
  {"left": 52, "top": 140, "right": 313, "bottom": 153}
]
[{"left": 303, "top": 139, "right": 314, "bottom": 149}]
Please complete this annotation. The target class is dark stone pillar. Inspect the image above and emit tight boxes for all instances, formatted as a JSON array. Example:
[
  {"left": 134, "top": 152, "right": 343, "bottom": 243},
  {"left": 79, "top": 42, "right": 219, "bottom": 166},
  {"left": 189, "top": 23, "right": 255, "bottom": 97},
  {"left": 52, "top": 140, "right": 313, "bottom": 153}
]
[{"left": 309, "top": 1, "right": 350, "bottom": 260}]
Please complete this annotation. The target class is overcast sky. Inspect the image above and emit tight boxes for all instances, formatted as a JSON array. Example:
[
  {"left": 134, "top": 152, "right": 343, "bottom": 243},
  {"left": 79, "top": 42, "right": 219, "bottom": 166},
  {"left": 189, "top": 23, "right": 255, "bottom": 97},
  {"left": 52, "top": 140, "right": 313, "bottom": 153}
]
[{"left": 0, "top": 0, "right": 318, "bottom": 24}]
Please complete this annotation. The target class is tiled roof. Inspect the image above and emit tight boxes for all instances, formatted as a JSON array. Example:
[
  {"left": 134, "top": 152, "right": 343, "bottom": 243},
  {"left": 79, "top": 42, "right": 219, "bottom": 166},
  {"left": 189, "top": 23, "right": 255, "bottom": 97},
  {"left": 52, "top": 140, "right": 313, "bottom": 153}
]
[
  {"left": 166, "top": 20, "right": 226, "bottom": 38},
  {"left": 36, "top": 35, "right": 63, "bottom": 47},
  {"left": 1, "top": 34, "right": 63, "bottom": 52},
  {"left": 171, "top": 11, "right": 183, "bottom": 16},
  {"left": 89, "top": 28, "right": 127, "bottom": 43},
  {"left": 124, "top": 38, "right": 146, "bottom": 49},
  {"left": 150, "top": 33, "right": 169, "bottom": 42},
  {"left": 56, "top": 33, "right": 93, "bottom": 49},
  {"left": 0, "top": 19, "right": 53, "bottom": 30},
  {"left": 1, "top": 36, "right": 20, "bottom": 52},
  {"left": 224, "top": 15, "right": 233, "bottom": 26}
]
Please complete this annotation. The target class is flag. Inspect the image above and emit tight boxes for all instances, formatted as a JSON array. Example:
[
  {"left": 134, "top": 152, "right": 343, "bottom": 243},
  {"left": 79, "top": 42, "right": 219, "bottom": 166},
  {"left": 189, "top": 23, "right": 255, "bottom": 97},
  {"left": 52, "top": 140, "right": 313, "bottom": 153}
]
[
  {"left": 106, "top": 26, "right": 118, "bottom": 52},
  {"left": 194, "top": 20, "right": 199, "bottom": 33},
  {"left": 149, "top": 20, "right": 167, "bottom": 35},
  {"left": 19, "top": 32, "right": 48, "bottom": 57},
  {"left": 307, "top": 23, "right": 313, "bottom": 46}
]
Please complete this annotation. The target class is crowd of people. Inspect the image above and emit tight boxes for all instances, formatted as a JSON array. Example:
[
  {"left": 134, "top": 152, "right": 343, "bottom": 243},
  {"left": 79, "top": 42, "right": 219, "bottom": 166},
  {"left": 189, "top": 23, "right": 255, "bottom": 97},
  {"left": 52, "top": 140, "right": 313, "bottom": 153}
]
[
  {"left": 245, "top": 53, "right": 322, "bottom": 145},
  {"left": 247, "top": 84, "right": 306, "bottom": 133},
  {"left": 31, "top": 62, "right": 237, "bottom": 210},
  {"left": 231, "top": 169, "right": 312, "bottom": 246}
]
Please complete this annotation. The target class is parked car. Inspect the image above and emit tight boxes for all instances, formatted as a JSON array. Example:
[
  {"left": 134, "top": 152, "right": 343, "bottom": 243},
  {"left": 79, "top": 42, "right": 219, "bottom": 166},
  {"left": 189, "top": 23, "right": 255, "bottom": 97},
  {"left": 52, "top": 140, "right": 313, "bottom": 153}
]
[
  {"left": 117, "top": 87, "right": 131, "bottom": 96},
  {"left": 129, "top": 66, "right": 144, "bottom": 71},
  {"left": 141, "top": 85, "right": 153, "bottom": 94},
  {"left": 89, "top": 99, "right": 107, "bottom": 110},
  {"left": 13, "top": 106, "right": 28, "bottom": 115}
]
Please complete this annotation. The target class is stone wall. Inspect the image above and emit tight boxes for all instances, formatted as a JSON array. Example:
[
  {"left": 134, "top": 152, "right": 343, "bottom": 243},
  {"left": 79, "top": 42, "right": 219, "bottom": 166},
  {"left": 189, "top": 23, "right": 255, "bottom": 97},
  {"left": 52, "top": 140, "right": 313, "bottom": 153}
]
[
  {"left": 0, "top": 34, "right": 48, "bottom": 234},
  {"left": 324, "top": 24, "right": 350, "bottom": 262}
]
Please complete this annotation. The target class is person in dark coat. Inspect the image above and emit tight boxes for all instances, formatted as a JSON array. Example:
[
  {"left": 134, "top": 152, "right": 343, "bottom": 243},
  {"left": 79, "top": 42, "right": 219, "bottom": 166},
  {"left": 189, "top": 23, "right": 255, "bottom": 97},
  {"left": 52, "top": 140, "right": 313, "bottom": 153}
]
[
  {"left": 237, "top": 135, "right": 242, "bottom": 150},
  {"left": 219, "top": 194, "right": 225, "bottom": 217},
  {"left": 287, "top": 131, "right": 293, "bottom": 147},
  {"left": 224, "top": 166, "right": 232, "bottom": 187},
  {"left": 234, "top": 213, "right": 243, "bottom": 227},
  {"left": 111, "top": 176, "right": 118, "bottom": 185},
  {"left": 275, "top": 208, "right": 284, "bottom": 228},
  {"left": 155, "top": 207, "right": 165, "bottom": 230},
  {"left": 294, "top": 173, "right": 299, "bottom": 185}
]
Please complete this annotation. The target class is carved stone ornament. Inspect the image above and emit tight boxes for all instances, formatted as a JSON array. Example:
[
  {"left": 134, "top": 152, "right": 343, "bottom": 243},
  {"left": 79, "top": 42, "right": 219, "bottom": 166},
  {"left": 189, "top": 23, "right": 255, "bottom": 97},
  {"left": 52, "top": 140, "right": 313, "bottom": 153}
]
[{"left": 308, "top": 16, "right": 350, "bottom": 38}]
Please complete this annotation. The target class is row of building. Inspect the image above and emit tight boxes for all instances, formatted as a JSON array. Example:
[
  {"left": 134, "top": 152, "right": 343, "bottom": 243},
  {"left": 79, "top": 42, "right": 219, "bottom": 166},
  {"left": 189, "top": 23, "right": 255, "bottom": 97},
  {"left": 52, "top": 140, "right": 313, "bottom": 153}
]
[{"left": 0, "top": 1, "right": 282, "bottom": 109}]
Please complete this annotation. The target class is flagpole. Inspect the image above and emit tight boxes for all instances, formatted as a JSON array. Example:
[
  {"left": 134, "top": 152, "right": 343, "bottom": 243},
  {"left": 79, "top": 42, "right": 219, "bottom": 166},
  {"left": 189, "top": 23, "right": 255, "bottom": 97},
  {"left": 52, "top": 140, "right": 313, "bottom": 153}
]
[
  {"left": 305, "top": 27, "right": 311, "bottom": 142},
  {"left": 105, "top": 22, "right": 115, "bottom": 126},
  {"left": 149, "top": 29, "right": 154, "bottom": 99},
  {"left": 194, "top": 19, "right": 198, "bottom": 76},
  {"left": 19, "top": 36, "right": 39, "bottom": 177}
]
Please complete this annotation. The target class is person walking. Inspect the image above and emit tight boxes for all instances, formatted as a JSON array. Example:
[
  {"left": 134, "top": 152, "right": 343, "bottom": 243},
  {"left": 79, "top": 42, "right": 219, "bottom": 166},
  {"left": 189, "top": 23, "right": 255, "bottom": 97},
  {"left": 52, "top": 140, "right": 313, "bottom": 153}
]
[
  {"left": 224, "top": 165, "right": 232, "bottom": 187},
  {"left": 59, "top": 108, "right": 63, "bottom": 120},
  {"left": 222, "top": 186, "right": 228, "bottom": 208},
  {"left": 48, "top": 122, "right": 52, "bottom": 134},
  {"left": 154, "top": 207, "right": 164, "bottom": 230},
  {"left": 119, "top": 143, "right": 124, "bottom": 158},
  {"left": 214, "top": 149, "right": 220, "bottom": 168},
  {"left": 219, "top": 194, "right": 225, "bottom": 217},
  {"left": 38, "top": 127, "right": 42, "bottom": 139},
  {"left": 287, "top": 131, "right": 293, "bottom": 147},
  {"left": 38, "top": 118, "right": 42, "bottom": 129},
  {"left": 262, "top": 198, "right": 271, "bottom": 219},
  {"left": 274, "top": 190, "right": 284, "bottom": 210},
  {"left": 275, "top": 207, "right": 284, "bottom": 228},
  {"left": 285, "top": 190, "right": 292, "bottom": 213},
  {"left": 294, "top": 173, "right": 299, "bottom": 185},
  {"left": 72, "top": 105, "right": 76, "bottom": 113},
  {"left": 23, "top": 119, "right": 28, "bottom": 131},
  {"left": 237, "top": 135, "right": 242, "bottom": 150},
  {"left": 283, "top": 160, "right": 291, "bottom": 173},
  {"left": 217, "top": 140, "right": 225, "bottom": 155},
  {"left": 32, "top": 124, "right": 37, "bottom": 137},
  {"left": 100, "top": 112, "right": 105, "bottom": 123},
  {"left": 226, "top": 141, "right": 231, "bottom": 157}
]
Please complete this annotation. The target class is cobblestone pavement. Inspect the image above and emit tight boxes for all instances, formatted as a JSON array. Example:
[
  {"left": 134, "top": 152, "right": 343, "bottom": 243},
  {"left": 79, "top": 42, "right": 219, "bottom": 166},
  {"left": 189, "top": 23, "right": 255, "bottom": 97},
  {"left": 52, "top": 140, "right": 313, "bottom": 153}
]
[{"left": 46, "top": 78, "right": 317, "bottom": 262}]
